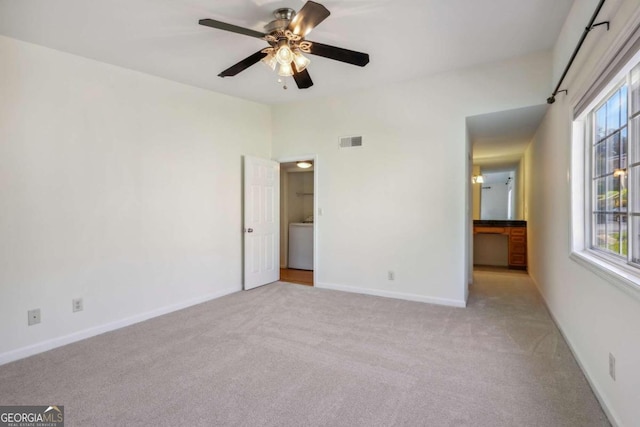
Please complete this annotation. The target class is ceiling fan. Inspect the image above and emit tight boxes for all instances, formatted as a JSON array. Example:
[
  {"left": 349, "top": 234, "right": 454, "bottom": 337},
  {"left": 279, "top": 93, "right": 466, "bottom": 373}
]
[{"left": 199, "top": 1, "right": 370, "bottom": 89}]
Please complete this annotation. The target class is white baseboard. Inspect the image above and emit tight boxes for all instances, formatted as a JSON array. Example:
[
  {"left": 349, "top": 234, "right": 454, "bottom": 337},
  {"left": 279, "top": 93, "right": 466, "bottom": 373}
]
[
  {"left": 0, "top": 286, "right": 239, "bottom": 366},
  {"left": 529, "top": 275, "right": 620, "bottom": 427},
  {"left": 315, "top": 282, "right": 466, "bottom": 308}
]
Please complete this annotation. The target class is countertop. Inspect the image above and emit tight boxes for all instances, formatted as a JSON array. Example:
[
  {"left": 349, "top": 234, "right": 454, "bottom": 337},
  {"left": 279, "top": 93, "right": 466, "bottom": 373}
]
[{"left": 473, "top": 220, "right": 526, "bottom": 227}]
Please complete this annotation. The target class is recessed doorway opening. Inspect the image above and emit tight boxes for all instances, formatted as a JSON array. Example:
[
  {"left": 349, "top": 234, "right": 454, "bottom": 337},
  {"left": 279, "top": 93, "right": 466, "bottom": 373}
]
[
  {"left": 467, "top": 104, "right": 547, "bottom": 283},
  {"left": 279, "top": 157, "right": 316, "bottom": 286}
]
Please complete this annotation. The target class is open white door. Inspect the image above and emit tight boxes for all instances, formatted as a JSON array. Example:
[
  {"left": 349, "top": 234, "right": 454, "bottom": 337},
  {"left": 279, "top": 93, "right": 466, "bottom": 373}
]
[{"left": 244, "top": 156, "right": 280, "bottom": 290}]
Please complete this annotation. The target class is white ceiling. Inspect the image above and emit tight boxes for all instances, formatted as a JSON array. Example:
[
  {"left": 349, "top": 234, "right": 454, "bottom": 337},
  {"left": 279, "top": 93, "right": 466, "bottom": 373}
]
[
  {"left": 0, "top": 0, "right": 574, "bottom": 105},
  {"left": 468, "top": 104, "right": 549, "bottom": 172}
]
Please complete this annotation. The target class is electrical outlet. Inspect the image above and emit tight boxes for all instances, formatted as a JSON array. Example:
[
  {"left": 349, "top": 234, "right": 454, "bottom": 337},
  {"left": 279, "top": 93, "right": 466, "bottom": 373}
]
[
  {"left": 72, "top": 298, "right": 83, "bottom": 313},
  {"left": 388, "top": 271, "right": 395, "bottom": 281},
  {"left": 609, "top": 353, "right": 616, "bottom": 380},
  {"left": 28, "top": 309, "right": 41, "bottom": 326}
]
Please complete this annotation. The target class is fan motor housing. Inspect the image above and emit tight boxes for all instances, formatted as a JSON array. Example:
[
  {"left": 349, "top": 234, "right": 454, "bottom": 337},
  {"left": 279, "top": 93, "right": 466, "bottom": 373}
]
[
  {"left": 273, "top": 8, "right": 295, "bottom": 20},
  {"left": 264, "top": 8, "right": 295, "bottom": 34}
]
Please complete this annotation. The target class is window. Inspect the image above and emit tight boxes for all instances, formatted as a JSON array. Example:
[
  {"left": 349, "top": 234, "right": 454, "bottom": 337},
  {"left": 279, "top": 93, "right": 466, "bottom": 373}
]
[
  {"left": 570, "top": 18, "right": 640, "bottom": 295},
  {"left": 576, "top": 56, "right": 640, "bottom": 281}
]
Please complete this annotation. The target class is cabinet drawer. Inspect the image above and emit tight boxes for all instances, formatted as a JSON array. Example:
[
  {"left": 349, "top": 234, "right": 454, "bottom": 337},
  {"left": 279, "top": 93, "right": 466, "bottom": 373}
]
[
  {"left": 511, "top": 244, "right": 526, "bottom": 254},
  {"left": 475, "top": 227, "right": 506, "bottom": 234},
  {"left": 510, "top": 228, "right": 526, "bottom": 236},
  {"left": 511, "top": 245, "right": 527, "bottom": 254},
  {"left": 510, "top": 236, "right": 526, "bottom": 243},
  {"left": 510, "top": 254, "right": 526, "bottom": 265}
]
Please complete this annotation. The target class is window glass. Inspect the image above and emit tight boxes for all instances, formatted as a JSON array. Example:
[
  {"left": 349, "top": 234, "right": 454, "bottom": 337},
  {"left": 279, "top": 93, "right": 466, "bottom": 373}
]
[
  {"left": 621, "top": 127, "right": 628, "bottom": 169},
  {"left": 594, "top": 141, "right": 607, "bottom": 177},
  {"left": 621, "top": 85, "right": 628, "bottom": 121},
  {"left": 596, "top": 104, "right": 607, "bottom": 140},
  {"left": 606, "top": 133, "right": 620, "bottom": 174},
  {"left": 606, "top": 90, "right": 621, "bottom": 132},
  {"left": 591, "top": 85, "right": 629, "bottom": 258}
]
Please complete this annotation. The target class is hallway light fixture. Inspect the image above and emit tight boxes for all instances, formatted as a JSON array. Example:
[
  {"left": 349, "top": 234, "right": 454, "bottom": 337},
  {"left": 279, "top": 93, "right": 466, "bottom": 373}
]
[
  {"left": 472, "top": 175, "right": 484, "bottom": 184},
  {"left": 297, "top": 161, "right": 312, "bottom": 169}
]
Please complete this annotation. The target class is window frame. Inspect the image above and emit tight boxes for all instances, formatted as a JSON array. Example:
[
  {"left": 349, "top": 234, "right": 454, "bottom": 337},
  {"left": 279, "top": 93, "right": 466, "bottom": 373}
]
[{"left": 571, "top": 49, "right": 640, "bottom": 301}]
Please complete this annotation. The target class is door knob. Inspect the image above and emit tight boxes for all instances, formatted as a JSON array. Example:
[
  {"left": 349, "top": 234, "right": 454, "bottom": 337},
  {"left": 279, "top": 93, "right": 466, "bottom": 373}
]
[{"left": 247, "top": 228, "right": 254, "bottom": 233}]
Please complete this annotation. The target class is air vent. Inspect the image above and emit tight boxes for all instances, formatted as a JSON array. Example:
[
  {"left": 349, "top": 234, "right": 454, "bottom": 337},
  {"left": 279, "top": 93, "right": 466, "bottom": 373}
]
[{"left": 339, "top": 136, "right": 363, "bottom": 148}]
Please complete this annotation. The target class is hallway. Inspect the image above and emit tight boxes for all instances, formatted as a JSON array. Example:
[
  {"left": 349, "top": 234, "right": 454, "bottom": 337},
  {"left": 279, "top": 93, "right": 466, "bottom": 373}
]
[{"left": 465, "top": 269, "right": 608, "bottom": 424}]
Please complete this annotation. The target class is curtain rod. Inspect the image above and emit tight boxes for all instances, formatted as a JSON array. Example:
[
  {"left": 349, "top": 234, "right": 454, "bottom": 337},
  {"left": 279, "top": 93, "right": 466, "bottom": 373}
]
[{"left": 547, "top": 0, "right": 609, "bottom": 104}]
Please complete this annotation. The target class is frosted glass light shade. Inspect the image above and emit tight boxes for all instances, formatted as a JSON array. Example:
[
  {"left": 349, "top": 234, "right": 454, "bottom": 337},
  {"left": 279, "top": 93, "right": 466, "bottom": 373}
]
[
  {"left": 278, "top": 62, "right": 294, "bottom": 77},
  {"left": 261, "top": 53, "right": 277, "bottom": 71},
  {"left": 276, "top": 45, "right": 293, "bottom": 65},
  {"left": 293, "top": 51, "right": 310, "bottom": 72}
]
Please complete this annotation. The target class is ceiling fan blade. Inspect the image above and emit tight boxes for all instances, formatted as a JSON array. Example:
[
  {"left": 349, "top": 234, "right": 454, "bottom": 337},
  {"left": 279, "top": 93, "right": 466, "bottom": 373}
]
[
  {"left": 288, "top": 1, "right": 330, "bottom": 37},
  {"left": 218, "top": 50, "right": 267, "bottom": 77},
  {"left": 306, "top": 41, "right": 370, "bottom": 67},
  {"left": 199, "top": 18, "right": 265, "bottom": 39},
  {"left": 293, "top": 66, "right": 314, "bottom": 89}
]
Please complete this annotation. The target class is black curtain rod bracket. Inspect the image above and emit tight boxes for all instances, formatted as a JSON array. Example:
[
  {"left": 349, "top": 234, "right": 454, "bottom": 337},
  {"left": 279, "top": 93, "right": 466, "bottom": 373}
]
[
  {"left": 547, "top": 0, "right": 609, "bottom": 105},
  {"left": 547, "top": 90, "right": 568, "bottom": 104},
  {"left": 588, "top": 21, "right": 610, "bottom": 32}
]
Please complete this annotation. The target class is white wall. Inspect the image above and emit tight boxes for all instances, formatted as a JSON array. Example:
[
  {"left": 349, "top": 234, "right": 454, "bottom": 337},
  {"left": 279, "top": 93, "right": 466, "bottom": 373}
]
[
  {"left": 0, "top": 36, "right": 271, "bottom": 362},
  {"left": 471, "top": 165, "right": 481, "bottom": 220},
  {"left": 526, "top": 0, "right": 640, "bottom": 425},
  {"left": 287, "top": 171, "right": 314, "bottom": 224},
  {"left": 272, "top": 51, "right": 551, "bottom": 306},
  {"left": 516, "top": 157, "right": 526, "bottom": 220}
]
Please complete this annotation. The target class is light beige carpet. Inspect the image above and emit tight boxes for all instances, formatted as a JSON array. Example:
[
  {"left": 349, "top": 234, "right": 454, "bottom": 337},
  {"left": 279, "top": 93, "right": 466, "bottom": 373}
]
[{"left": 0, "top": 271, "right": 609, "bottom": 426}]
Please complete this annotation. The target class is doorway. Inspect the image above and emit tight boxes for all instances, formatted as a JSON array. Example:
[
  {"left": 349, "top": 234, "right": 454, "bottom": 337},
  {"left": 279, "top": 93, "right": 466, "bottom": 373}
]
[
  {"left": 279, "top": 157, "right": 316, "bottom": 286},
  {"left": 466, "top": 104, "right": 547, "bottom": 283}
]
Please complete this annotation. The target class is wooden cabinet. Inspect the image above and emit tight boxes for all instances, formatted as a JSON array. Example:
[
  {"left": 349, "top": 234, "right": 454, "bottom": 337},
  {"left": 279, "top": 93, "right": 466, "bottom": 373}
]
[
  {"left": 473, "top": 222, "right": 527, "bottom": 270},
  {"left": 508, "top": 227, "right": 527, "bottom": 270}
]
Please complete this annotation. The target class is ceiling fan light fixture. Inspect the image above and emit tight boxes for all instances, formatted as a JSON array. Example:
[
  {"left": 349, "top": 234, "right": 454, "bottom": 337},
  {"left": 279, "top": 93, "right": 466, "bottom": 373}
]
[
  {"left": 297, "top": 161, "right": 312, "bottom": 169},
  {"left": 278, "top": 62, "right": 294, "bottom": 77},
  {"left": 293, "top": 50, "right": 310, "bottom": 72},
  {"left": 199, "top": 1, "right": 370, "bottom": 90}
]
